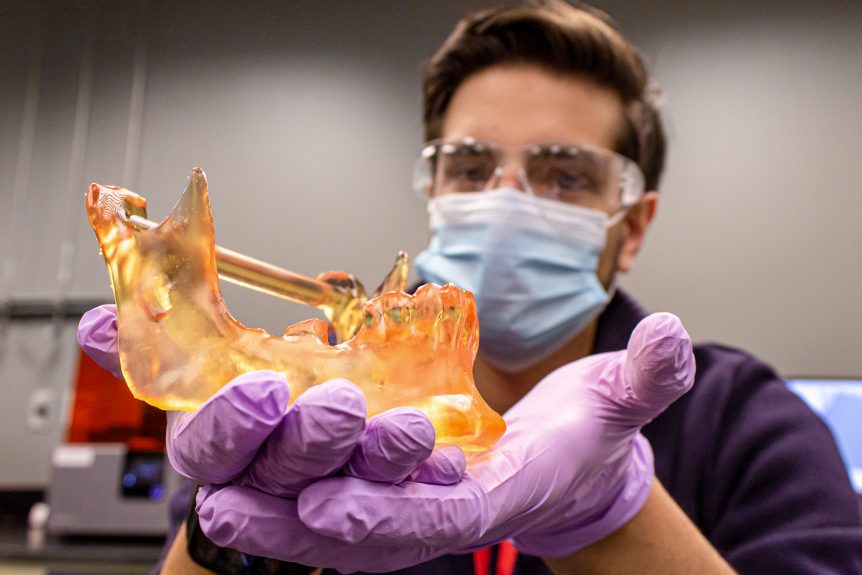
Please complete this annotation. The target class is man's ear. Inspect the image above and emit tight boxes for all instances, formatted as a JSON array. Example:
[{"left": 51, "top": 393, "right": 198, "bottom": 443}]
[{"left": 617, "top": 191, "right": 659, "bottom": 273}]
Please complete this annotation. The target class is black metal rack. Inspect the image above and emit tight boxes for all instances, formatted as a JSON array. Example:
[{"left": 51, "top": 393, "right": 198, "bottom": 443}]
[{"left": 0, "top": 299, "right": 112, "bottom": 322}]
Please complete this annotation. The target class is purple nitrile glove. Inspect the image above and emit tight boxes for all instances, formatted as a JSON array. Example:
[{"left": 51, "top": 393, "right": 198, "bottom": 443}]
[
  {"left": 195, "top": 312, "right": 695, "bottom": 573},
  {"left": 77, "top": 305, "right": 465, "bottom": 494}
]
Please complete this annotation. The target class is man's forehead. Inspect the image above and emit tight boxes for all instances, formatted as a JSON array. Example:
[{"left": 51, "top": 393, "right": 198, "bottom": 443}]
[{"left": 441, "top": 64, "right": 624, "bottom": 151}]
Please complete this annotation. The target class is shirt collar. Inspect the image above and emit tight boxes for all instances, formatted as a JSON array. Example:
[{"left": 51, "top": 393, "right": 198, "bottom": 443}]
[{"left": 592, "top": 289, "right": 648, "bottom": 354}]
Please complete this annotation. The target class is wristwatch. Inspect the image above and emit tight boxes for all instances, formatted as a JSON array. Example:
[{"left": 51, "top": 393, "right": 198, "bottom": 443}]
[{"left": 186, "top": 486, "right": 316, "bottom": 575}]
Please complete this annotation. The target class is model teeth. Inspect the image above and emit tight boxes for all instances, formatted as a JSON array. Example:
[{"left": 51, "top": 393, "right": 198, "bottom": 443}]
[{"left": 85, "top": 168, "right": 505, "bottom": 451}]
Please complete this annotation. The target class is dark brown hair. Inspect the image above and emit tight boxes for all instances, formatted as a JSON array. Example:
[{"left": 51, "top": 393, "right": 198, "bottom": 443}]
[{"left": 423, "top": 0, "right": 666, "bottom": 190}]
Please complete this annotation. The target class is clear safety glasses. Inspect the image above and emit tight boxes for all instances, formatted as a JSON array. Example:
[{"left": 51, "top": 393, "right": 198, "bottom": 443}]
[{"left": 413, "top": 137, "right": 645, "bottom": 216}]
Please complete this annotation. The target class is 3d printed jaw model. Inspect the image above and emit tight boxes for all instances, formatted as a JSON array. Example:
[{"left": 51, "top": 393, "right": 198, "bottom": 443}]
[{"left": 86, "top": 168, "right": 505, "bottom": 451}]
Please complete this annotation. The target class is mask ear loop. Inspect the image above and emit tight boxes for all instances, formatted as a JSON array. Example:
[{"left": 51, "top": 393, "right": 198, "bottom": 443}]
[{"left": 605, "top": 207, "right": 629, "bottom": 228}]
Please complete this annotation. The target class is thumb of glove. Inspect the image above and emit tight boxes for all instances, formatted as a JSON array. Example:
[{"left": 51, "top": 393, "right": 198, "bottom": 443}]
[
  {"left": 623, "top": 312, "right": 695, "bottom": 419},
  {"left": 77, "top": 304, "right": 122, "bottom": 379}
]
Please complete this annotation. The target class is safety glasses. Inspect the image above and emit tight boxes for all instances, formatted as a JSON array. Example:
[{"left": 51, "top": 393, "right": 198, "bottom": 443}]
[{"left": 413, "top": 138, "right": 645, "bottom": 215}]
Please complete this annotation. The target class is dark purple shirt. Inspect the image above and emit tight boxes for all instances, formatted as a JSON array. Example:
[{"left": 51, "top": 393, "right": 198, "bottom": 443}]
[{"left": 160, "top": 291, "right": 862, "bottom": 574}]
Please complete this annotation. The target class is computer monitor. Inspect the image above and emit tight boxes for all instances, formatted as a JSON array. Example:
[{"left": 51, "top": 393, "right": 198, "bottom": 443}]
[{"left": 785, "top": 378, "right": 862, "bottom": 494}]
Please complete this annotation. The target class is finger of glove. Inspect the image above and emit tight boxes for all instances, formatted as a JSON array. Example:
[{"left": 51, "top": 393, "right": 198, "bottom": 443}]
[
  {"left": 407, "top": 446, "right": 466, "bottom": 485},
  {"left": 167, "top": 370, "right": 289, "bottom": 484},
  {"left": 343, "top": 407, "right": 435, "bottom": 484},
  {"left": 297, "top": 475, "right": 485, "bottom": 547},
  {"left": 196, "top": 484, "right": 444, "bottom": 573},
  {"left": 239, "top": 379, "right": 366, "bottom": 497},
  {"left": 76, "top": 305, "right": 122, "bottom": 378},
  {"left": 624, "top": 312, "right": 695, "bottom": 419}
]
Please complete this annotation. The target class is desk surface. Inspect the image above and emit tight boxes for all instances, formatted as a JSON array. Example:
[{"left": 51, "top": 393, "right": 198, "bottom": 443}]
[{"left": 0, "top": 517, "right": 164, "bottom": 565}]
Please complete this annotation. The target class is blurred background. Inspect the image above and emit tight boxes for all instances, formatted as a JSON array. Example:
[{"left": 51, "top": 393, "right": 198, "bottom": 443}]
[{"left": 0, "top": 0, "right": 860, "bottom": 572}]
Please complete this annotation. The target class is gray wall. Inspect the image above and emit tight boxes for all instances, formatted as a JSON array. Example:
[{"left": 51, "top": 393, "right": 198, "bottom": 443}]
[
  {"left": 1, "top": 0, "right": 860, "bottom": 486},
  {"left": 603, "top": 0, "right": 862, "bottom": 380}
]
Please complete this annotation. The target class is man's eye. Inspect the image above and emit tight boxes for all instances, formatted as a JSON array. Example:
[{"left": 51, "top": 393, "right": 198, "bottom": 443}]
[
  {"left": 445, "top": 161, "right": 491, "bottom": 183},
  {"left": 458, "top": 167, "right": 487, "bottom": 182},
  {"left": 549, "top": 169, "right": 593, "bottom": 192}
]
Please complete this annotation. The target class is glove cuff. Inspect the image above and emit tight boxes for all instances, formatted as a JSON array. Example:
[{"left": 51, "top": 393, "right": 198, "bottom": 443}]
[{"left": 511, "top": 433, "right": 654, "bottom": 557}]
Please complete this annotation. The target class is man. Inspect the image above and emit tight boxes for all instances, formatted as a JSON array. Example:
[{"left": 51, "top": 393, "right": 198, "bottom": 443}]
[{"left": 78, "top": 1, "right": 862, "bottom": 573}]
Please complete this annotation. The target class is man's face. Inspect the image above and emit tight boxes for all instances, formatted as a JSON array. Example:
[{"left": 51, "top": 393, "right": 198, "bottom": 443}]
[{"left": 439, "top": 63, "right": 648, "bottom": 288}]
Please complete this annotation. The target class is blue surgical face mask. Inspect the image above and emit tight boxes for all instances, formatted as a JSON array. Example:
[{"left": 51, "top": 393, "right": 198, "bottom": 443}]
[{"left": 414, "top": 188, "right": 611, "bottom": 373}]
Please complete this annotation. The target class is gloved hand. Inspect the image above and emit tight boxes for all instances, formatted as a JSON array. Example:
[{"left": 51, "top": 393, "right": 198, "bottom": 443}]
[
  {"left": 77, "top": 305, "right": 466, "bottom": 495},
  {"left": 194, "top": 312, "right": 695, "bottom": 573}
]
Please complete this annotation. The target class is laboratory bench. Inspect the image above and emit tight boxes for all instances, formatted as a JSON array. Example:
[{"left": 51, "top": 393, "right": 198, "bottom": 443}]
[{"left": 0, "top": 491, "right": 163, "bottom": 574}]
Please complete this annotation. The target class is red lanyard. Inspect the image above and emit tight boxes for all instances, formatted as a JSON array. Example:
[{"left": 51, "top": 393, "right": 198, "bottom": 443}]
[{"left": 472, "top": 541, "right": 518, "bottom": 575}]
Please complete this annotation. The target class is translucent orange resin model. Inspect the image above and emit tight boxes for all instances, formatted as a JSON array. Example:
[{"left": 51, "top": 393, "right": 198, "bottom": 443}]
[{"left": 86, "top": 168, "right": 505, "bottom": 451}]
